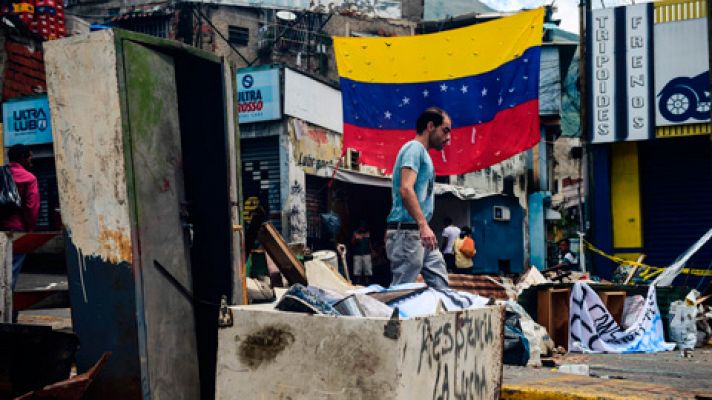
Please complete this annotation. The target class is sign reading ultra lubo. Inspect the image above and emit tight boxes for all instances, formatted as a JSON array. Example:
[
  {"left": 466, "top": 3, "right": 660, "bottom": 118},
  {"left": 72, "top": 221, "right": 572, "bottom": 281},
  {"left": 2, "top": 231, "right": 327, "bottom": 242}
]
[
  {"left": 3, "top": 95, "right": 52, "bottom": 146},
  {"left": 237, "top": 67, "right": 281, "bottom": 123}
]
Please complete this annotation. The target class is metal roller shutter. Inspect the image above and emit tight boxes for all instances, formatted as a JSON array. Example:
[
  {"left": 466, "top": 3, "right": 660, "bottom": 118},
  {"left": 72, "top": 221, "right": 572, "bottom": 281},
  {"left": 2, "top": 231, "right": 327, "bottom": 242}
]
[
  {"left": 241, "top": 137, "right": 282, "bottom": 232},
  {"left": 639, "top": 135, "right": 712, "bottom": 280}
]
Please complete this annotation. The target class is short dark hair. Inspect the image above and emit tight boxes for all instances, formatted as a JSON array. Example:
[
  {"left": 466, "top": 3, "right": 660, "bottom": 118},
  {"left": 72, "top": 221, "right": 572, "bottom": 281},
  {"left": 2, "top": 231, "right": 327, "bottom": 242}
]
[
  {"left": 444, "top": 217, "right": 452, "bottom": 226},
  {"left": 416, "top": 107, "right": 447, "bottom": 134},
  {"left": 460, "top": 226, "right": 471, "bottom": 238},
  {"left": 8, "top": 144, "right": 31, "bottom": 163},
  {"left": 559, "top": 239, "right": 570, "bottom": 246}
]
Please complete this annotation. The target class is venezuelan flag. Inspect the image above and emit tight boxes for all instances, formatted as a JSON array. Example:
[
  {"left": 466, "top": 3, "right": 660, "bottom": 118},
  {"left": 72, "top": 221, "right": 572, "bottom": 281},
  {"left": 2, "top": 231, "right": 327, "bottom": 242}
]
[{"left": 333, "top": 8, "right": 544, "bottom": 175}]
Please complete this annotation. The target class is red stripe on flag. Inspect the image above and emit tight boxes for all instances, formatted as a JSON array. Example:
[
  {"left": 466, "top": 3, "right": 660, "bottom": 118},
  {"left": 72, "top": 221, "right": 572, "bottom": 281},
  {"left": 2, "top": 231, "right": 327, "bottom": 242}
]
[{"left": 343, "top": 99, "right": 540, "bottom": 176}]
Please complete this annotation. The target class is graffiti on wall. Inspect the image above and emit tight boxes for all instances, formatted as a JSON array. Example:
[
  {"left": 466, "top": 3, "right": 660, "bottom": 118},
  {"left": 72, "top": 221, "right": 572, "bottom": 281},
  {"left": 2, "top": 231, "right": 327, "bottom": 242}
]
[{"left": 289, "top": 118, "right": 343, "bottom": 174}]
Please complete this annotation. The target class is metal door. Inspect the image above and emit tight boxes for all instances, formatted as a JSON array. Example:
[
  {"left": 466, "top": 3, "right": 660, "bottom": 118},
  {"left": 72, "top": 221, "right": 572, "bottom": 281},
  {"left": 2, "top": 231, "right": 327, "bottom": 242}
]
[{"left": 123, "top": 40, "right": 200, "bottom": 400}]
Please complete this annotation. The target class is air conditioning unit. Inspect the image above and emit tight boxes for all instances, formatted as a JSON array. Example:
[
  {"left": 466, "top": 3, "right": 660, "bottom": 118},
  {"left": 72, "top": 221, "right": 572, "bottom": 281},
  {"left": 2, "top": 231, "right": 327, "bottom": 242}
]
[
  {"left": 344, "top": 148, "right": 360, "bottom": 171},
  {"left": 493, "top": 206, "right": 511, "bottom": 221}
]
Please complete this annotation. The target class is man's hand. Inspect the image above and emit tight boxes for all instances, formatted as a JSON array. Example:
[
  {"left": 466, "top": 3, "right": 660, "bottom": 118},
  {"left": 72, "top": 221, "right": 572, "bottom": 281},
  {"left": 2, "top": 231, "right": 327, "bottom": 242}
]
[{"left": 419, "top": 223, "right": 437, "bottom": 250}]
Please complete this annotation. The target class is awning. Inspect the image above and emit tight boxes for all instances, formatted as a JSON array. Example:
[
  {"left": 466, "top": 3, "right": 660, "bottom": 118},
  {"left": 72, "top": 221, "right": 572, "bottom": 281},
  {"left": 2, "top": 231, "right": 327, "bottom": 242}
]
[{"left": 311, "top": 166, "right": 498, "bottom": 201}]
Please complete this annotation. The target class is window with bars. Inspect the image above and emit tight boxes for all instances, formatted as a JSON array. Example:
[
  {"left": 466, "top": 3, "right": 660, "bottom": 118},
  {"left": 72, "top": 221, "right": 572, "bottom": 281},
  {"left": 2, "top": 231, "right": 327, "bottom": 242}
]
[{"left": 228, "top": 25, "right": 249, "bottom": 46}]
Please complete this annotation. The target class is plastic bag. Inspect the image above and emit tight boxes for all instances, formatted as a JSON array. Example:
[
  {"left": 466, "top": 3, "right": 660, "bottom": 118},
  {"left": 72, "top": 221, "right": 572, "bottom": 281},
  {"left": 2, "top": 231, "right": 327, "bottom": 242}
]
[
  {"left": 503, "top": 311, "right": 530, "bottom": 366},
  {"left": 0, "top": 165, "right": 21, "bottom": 212},
  {"left": 669, "top": 300, "right": 697, "bottom": 350}
]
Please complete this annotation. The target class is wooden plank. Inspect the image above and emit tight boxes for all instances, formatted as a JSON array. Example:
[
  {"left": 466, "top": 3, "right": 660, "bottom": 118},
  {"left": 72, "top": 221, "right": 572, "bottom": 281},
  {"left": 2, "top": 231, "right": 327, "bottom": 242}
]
[
  {"left": 257, "top": 223, "right": 307, "bottom": 285},
  {"left": 600, "top": 291, "right": 627, "bottom": 325},
  {"left": 537, "top": 288, "right": 570, "bottom": 350}
]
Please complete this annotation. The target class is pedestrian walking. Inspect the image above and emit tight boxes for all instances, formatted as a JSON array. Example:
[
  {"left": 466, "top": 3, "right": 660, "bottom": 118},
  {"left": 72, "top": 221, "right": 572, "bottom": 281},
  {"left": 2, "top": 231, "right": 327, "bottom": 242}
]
[
  {"left": 385, "top": 107, "right": 451, "bottom": 288},
  {"left": 441, "top": 217, "right": 460, "bottom": 271},
  {"left": 1, "top": 144, "right": 40, "bottom": 290},
  {"left": 453, "top": 226, "right": 475, "bottom": 270}
]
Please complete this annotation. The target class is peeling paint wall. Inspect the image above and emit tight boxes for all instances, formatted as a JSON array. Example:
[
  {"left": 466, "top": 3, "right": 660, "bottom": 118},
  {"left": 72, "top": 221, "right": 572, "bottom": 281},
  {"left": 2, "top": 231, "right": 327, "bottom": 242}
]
[
  {"left": 44, "top": 30, "right": 133, "bottom": 265},
  {"left": 288, "top": 118, "right": 342, "bottom": 175}
]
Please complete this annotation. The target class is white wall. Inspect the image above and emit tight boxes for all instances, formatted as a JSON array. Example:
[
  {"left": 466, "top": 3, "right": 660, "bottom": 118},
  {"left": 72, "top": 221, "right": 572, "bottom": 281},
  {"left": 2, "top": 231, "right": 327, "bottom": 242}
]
[{"left": 284, "top": 68, "right": 343, "bottom": 133}]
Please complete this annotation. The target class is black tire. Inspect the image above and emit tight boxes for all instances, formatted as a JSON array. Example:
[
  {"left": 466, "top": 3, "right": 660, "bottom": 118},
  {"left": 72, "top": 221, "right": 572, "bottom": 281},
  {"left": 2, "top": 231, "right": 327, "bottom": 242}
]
[{"left": 659, "top": 86, "right": 698, "bottom": 122}]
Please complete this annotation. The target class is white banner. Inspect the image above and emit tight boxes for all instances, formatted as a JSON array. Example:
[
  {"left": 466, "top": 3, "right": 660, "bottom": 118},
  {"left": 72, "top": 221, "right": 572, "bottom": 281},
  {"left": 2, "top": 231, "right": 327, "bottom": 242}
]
[
  {"left": 569, "top": 282, "right": 675, "bottom": 353},
  {"left": 590, "top": 8, "right": 617, "bottom": 143}
]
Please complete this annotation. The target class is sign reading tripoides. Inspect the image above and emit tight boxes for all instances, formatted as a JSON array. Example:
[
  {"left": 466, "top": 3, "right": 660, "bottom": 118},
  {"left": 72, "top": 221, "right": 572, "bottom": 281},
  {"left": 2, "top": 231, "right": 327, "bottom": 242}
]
[
  {"left": 589, "top": 7, "right": 617, "bottom": 143},
  {"left": 589, "top": 4, "right": 656, "bottom": 143},
  {"left": 2, "top": 95, "right": 53, "bottom": 146},
  {"left": 236, "top": 66, "right": 281, "bottom": 123}
]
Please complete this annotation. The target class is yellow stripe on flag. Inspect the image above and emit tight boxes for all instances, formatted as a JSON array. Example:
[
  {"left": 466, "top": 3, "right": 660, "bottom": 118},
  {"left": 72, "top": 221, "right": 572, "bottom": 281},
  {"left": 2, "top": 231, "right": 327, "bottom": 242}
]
[{"left": 333, "top": 8, "right": 544, "bottom": 84}]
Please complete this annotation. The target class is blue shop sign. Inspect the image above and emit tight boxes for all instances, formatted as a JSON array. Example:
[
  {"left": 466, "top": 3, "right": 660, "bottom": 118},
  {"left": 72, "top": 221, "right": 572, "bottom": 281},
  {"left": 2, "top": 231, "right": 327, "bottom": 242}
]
[
  {"left": 3, "top": 96, "right": 53, "bottom": 146},
  {"left": 237, "top": 66, "right": 281, "bottom": 123}
]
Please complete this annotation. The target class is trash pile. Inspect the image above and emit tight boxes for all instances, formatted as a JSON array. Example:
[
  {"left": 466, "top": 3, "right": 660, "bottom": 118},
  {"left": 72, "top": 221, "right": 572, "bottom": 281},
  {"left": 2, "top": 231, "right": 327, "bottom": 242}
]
[{"left": 246, "top": 222, "right": 712, "bottom": 370}]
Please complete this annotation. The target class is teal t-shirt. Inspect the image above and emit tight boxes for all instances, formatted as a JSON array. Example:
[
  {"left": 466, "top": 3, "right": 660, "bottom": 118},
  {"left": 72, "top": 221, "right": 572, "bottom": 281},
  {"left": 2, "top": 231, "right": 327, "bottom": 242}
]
[{"left": 387, "top": 140, "right": 435, "bottom": 223}]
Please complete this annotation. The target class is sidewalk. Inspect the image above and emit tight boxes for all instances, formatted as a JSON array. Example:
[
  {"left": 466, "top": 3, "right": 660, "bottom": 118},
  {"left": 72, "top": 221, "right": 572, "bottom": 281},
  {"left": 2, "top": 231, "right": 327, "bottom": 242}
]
[{"left": 502, "top": 351, "right": 712, "bottom": 399}]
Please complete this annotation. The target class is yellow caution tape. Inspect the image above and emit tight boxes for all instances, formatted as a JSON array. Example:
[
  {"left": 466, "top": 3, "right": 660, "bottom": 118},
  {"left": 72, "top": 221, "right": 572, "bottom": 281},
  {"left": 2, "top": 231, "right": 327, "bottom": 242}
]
[{"left": 582, "top": 239, "right": 712, "bottom": 277}]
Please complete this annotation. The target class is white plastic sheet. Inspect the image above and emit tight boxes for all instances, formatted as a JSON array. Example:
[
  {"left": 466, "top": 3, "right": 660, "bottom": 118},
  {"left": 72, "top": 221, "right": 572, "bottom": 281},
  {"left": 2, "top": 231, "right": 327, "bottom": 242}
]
[{"left": 569, "top": 282, "right": 675, "bottom": 353}]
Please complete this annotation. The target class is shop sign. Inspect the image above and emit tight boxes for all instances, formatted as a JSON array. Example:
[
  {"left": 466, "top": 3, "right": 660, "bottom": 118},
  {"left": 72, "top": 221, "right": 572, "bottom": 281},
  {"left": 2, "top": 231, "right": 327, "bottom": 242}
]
[
  {"left": 588, "top": 7, "right": 617, "bottom": 143},
  {"left": 654, "top": 16, "right": 710, "bottom": 127},
  {"left": 237, "top": 66, "right": 281, "bottom": 123},
  {"left": 624, "top": 4, "right": 654, "bottom": 141},
  {"left": 2, "top": 95, "right": 52, "bottom": 146},
  {"left": 588, "top": 4, "right": 655, "bottom": 143}
]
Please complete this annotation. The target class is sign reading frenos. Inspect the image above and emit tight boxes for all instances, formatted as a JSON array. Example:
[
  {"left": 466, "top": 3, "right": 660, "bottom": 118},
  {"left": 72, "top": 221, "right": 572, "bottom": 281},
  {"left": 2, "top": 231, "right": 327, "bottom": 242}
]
[
  {"left": 237, "top": 66, "right": 281, "bottom": 123},
  {"left": 3, "top": 95, "right": 53, "bottom": 146}
]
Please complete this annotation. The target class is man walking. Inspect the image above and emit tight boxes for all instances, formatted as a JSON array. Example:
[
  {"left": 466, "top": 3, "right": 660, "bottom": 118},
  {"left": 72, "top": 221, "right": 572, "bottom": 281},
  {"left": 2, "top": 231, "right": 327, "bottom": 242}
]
[{"left": 385, "top": 107, "right": 451, "bottom": 288}]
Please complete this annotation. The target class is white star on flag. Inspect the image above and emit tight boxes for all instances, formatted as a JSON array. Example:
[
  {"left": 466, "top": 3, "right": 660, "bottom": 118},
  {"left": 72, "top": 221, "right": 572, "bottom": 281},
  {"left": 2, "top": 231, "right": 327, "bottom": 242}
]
[
  {"left": 498, "top": 96, "right": 503, "bottom": 105},
  {"left": 508, "top": 87, "right": 515, "bottom": 93},
  {"left": 422, "top": 89, "right": 429, "bottom": 97},
  {"left": 384, "top": 111, "right": 392, "bottom": 119},
  {"left": 481, "top": 87, "right": 488, "bottom": 96},
  {"left": 460, "top": 85, "right": 468, "bottom": 94},
  {"left": 440, "top": 83, "right": 448, "bottom": 92},
  {"left": 402, "top": 97, "right": 410, "bottom": 105}
]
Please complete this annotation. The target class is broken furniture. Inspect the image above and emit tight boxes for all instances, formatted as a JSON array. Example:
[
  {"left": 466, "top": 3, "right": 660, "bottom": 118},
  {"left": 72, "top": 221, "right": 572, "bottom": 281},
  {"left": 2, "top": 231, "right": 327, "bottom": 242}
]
[
  {"left": 45, "top": 30, "right": 242, "bottom": 400},
  {"left": 520, "top": 283, "right": 689, "bottom": 350},
  {"left": 16, "top": 353, "right": 110, "bottom": 400},
  {"left": 0, "top": 324, "right": 78, "bottom": 398}
]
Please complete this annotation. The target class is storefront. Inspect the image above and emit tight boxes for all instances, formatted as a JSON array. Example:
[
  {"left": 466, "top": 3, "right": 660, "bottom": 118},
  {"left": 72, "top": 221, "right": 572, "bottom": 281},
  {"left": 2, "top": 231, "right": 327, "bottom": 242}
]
[{"left": 588, "top": 0, "right": 712, "bottom": 282}]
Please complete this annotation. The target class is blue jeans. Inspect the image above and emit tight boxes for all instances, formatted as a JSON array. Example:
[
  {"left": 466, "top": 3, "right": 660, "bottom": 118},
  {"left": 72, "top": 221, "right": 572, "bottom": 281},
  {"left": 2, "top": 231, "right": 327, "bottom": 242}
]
[
  {"left": 385, "top": 229, "right": 448, "bottom": 289},
  {"left": 11, "top": 253, "right": 26, "bottom": 290}
]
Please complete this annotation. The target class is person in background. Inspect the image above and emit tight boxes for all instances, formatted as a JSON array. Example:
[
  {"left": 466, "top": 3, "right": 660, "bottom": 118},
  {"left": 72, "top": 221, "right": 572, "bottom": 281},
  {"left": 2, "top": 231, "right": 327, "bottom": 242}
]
[
  {"left": 351, "top": 220, "right": 373, "bottom": 285},
  {"left": 1, "top": 144, "right": 40, "bottom": 290},
  {"left": 553, "top": 238, "right": 579, "bottom": 272},
  {"left": 441, "top": 216, "right": 460, "bottom": 272},
  {"left": 453, "top": 226, "right": 475, "bottom": 270}
]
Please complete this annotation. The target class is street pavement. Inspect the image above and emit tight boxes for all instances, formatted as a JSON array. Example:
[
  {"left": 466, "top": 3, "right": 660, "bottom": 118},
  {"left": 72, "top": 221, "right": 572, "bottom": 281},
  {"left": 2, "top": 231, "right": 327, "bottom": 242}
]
[{"left": 502, "top": 350, "right": 712, "bottom": 399}]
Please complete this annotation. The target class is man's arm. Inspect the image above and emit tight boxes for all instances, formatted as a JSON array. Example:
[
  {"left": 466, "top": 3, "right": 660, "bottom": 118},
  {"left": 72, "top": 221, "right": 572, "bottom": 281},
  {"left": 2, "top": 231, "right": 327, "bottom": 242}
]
[{"left": 400, "top": 167, "right": 437, "bottom": 249}]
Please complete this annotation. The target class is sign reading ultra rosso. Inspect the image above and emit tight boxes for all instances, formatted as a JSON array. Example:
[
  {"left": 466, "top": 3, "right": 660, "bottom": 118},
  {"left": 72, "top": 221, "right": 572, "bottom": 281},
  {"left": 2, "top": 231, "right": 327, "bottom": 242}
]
[
  {"left": 2, "top": 95, "right": 53, "bottom": 146},
  {"left": 237, "top": 66, "right": 281, "bottom": 123}
]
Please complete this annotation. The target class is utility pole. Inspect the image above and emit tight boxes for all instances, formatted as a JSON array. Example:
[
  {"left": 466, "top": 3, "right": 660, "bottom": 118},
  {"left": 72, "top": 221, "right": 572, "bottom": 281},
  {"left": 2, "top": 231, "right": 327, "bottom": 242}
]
[{"left": 579, "top": 0, "right": 592, "bottom": 272}]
